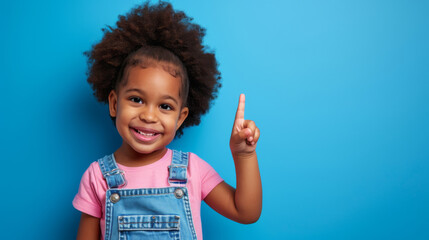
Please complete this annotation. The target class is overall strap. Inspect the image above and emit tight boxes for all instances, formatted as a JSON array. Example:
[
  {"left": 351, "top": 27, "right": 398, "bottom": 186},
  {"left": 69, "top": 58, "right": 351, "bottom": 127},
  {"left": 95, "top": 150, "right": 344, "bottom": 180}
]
[
  {"left": 168, "top": 150, "right": 189, "bottom": 185},
  {"left": 98, "top": 154, "right": 126, "bottom": 189}
]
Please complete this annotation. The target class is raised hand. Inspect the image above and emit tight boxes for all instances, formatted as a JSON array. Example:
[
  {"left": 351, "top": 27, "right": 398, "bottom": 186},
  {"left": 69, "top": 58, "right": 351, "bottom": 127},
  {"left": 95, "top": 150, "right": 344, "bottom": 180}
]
[
  {"left": 230, "top": 94, "right": 260, "bottom": 156},
  {"left": 204, "top": 93, "right": 262, "bottom": 224}
]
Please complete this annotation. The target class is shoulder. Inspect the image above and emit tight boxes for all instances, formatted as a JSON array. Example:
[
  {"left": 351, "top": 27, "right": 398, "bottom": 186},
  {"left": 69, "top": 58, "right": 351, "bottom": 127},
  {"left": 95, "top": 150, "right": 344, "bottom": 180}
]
[
  {"left": 89, "top": 160, "right": 104, "bottom": 178},
  {"left": 169, "top": 150, "right": 207, "bottom": 177},
  {"left": 184, "top": 151, "right": 223, "bottom": 199},
  {"left": 83, "top": 159, "right": 104, "bottom": 179},
  {"left": 73, "top": 158, "right": 108, "bottom": 218},
  {"left": 78, "top": 156, "right": 109, "bottom": 190},
  {"left": 188, "top": 151, "right": 203, "bottom": 163},
  {"left": 185, "top": 151, "right": 220, "bottom": 180},
  {"left": 187, "top": 152, "right": 215, "bottom": 172}
]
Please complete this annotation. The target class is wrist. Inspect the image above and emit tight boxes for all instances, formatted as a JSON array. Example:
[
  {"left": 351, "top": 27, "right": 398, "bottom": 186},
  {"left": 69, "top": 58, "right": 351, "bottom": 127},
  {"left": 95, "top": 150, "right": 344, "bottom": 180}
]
[{"left": 232, "top": 151, "right": 257, "bottom": 161}]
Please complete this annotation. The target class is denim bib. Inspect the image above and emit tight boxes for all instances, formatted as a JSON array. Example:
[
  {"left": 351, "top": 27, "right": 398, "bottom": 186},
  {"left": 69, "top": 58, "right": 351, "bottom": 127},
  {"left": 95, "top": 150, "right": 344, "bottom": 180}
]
[{"left": 98, "top": 150, "right": 197, "bottom": 240}]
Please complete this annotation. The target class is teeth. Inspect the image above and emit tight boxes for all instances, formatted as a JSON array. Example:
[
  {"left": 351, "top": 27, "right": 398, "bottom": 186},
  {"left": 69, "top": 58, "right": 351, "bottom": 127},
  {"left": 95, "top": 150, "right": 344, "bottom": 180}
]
[{"left": 137, "top": 129, "right": 155, "bottom": 136}]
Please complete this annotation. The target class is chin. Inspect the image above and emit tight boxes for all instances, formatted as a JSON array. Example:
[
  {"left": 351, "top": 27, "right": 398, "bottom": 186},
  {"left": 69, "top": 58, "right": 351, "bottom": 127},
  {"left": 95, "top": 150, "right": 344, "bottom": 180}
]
[{"left": 132, "top": 145, "right": 165, "bottom": 155}]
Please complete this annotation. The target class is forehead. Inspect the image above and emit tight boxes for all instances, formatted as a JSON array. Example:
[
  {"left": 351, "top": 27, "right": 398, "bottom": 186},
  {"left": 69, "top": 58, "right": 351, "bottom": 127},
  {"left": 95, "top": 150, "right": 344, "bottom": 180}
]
[{"left": 121, "top": 66, "right": 182, "bottom": 96}]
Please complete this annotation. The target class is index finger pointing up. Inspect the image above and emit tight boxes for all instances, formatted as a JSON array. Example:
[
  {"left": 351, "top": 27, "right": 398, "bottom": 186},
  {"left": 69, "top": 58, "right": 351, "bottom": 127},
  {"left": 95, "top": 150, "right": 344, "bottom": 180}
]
[{"left": 235, "top": 93, "right": 246, "bottom": 122}]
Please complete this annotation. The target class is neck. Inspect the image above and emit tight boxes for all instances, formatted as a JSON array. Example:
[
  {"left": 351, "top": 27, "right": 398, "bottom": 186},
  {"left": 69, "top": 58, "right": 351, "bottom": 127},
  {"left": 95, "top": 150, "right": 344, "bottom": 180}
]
[{"left": 114, "top": 144, "right": 168, "bottom": 167}]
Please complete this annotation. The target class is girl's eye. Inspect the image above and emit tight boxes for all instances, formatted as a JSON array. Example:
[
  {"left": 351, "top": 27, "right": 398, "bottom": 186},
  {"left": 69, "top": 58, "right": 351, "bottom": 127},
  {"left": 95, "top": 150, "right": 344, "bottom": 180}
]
[
  {"left": 129, "top": 97, "right": 143, "bottom": 104},
  {"left": 160, "top": 104, "right": 172, "bottom": 110}
]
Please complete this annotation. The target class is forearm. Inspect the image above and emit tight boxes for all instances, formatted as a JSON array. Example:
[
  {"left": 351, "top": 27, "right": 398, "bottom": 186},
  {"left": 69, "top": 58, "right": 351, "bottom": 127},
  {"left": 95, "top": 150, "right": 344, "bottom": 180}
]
[
  {"left": 77, "top": 213, "right": 100, "bottom": 240},
  {"left": 232, "top": 151, "right": 262, "bottom": 223},
  {"left": 205, "top": 93, "right": 262, "bottom": 224}
]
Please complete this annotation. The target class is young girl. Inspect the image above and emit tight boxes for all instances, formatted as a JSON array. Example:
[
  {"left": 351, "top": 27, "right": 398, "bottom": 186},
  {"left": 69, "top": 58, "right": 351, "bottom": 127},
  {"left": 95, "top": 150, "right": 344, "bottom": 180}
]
[{"left": 73, "top": 2, "right": 261, "bottom": 240}]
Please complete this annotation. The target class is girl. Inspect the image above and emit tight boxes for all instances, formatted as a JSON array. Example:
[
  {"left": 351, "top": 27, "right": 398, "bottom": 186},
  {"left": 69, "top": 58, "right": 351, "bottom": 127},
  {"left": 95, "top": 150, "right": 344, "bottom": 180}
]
[{"left": 73, "top": 2, "right": 262, "bottom": 240}]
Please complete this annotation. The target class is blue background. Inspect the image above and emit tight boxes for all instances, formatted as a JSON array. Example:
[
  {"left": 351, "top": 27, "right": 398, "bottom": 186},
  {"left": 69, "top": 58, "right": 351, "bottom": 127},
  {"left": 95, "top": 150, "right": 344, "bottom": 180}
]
[{"left": 1, "top": 0, "right": 428, "bottom": 239}]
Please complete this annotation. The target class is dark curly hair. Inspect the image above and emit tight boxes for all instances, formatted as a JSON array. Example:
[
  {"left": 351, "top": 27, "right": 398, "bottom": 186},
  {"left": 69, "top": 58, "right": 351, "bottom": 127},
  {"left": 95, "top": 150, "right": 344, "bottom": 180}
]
[{"left": 85, "top": 1, "right": 221, "bottom": 136}]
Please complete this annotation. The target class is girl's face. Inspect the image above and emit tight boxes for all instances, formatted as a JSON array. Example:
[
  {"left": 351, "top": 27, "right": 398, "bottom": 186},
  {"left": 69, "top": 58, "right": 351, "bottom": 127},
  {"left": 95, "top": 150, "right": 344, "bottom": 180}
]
[{"left": 108, "top": 66, "right": 188, "bottom": 161}]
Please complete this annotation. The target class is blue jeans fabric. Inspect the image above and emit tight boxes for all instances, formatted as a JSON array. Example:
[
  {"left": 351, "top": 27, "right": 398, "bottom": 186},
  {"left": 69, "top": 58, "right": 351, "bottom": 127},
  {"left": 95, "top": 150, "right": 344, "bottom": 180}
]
[{"left": 98, "top": 150, "right": 197, "bottom": 240}]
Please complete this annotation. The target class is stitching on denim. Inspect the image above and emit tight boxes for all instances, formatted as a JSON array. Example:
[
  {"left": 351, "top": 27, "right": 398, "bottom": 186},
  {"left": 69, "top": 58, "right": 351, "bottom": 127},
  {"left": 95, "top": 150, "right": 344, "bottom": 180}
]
[
  {"left": 118, "top": 192, "right": 175, "bottom": 197},
  {"left": 120, "top": 221, "right": 179, "bottom": 224},
  {"left": 120, "top": 228, "right": 180, "bottom": 231},
  {"left": 168, "top": 150, "right": 189, "bottom": 186},
  {"left": 169, "top": 165, "right": 187, "bottom": 168},
  {"left": 183, "top": 191, "right": 197, "bottom": 239},
  {"left": 98, "top": 158, "right": 106, "bottom": 178},
  {"left": 104, "top": 168, "right": 124, "bottom": 176},
  {"left": 105, "top": 194, "right": 112, "bottom": 240},
  {"left": 99, "top": 154, "right": 126, "bottom": 189},
  {"left": 114, "top": 187, "right": 175, "bottom": 193}
]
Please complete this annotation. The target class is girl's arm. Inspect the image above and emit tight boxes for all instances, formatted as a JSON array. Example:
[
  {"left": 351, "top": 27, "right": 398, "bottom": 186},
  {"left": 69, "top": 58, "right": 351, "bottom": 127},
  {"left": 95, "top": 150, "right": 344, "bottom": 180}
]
[
  {"left": 204, "top": 94, "right": 262, "bottom": 224},
  {"left": 76, "top": 213, "right": 100, "bottom": 240}
]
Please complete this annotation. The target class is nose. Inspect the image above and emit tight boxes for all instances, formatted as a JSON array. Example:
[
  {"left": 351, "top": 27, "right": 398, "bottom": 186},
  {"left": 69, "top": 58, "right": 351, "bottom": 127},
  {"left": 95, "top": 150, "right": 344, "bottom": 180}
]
[{"left": 139, "top": 105, "right": 158, "bottom": 123}]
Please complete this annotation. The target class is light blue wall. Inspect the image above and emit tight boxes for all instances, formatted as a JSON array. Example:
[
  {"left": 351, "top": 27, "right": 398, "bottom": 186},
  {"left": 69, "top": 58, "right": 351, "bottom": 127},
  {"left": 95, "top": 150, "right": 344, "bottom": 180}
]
[{"left": 1, "top": 0, "right": 428, "bottom": 239}]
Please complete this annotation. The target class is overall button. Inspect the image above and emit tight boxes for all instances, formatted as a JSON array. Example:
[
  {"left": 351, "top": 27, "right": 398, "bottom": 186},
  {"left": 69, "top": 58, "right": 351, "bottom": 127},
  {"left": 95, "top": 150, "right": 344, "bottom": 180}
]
[
  {"left": 110, "top": 193, "right": 120, "bottom": 203},
  {"left": 174, "top": 188, "right": 184, "bottom": 199}
]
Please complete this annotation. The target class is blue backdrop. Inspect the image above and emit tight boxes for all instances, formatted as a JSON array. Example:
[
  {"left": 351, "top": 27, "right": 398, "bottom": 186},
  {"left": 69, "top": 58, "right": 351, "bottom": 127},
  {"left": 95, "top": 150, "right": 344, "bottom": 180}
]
[{"left": 1, "top": 0, "right": 428, "bottom": 239}]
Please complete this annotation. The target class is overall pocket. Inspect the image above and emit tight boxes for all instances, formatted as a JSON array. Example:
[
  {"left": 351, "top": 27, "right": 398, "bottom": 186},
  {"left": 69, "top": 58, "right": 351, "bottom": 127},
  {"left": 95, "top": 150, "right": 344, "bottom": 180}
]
[{"left": 118, "top": 214, "right": 180, "bottom": 240}]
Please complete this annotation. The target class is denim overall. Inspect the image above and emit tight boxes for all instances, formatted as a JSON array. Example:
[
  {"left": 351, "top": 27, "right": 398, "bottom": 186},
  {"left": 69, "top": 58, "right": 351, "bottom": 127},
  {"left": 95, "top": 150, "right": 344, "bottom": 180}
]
[{"left": 98, "top": 150, "right": 198, "bottom": 240}]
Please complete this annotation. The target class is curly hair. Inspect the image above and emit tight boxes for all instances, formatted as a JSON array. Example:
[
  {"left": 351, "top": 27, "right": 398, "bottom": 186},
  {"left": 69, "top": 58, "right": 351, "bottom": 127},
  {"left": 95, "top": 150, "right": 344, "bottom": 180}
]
[{"left": 85, "top": 1, "right": 221, "bottom": 136}]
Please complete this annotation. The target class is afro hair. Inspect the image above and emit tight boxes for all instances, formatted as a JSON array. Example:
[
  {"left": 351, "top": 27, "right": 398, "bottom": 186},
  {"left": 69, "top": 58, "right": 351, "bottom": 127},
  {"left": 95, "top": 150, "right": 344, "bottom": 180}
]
[{"left": 85, "top": 1, "right": 221, "bottom": 136}]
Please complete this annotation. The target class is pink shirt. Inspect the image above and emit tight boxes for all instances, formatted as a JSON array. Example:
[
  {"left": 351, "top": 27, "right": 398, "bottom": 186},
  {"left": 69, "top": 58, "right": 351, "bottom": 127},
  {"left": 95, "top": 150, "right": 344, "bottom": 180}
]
[{"left": 73, "top": 149, "right": 223, "bottom": 240}]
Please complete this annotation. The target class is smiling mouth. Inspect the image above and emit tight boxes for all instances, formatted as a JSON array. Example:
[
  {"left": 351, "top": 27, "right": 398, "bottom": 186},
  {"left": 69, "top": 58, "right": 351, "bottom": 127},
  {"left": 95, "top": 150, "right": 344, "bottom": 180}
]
[
  {"left": 135, "top": 129, "right": 156, "bottom": 136},
  {"left": 131, "top": 127, "right": 160, "bottom": 143},
  {"left": 132, "top": 127, "right": 160, "bottom": 137}
]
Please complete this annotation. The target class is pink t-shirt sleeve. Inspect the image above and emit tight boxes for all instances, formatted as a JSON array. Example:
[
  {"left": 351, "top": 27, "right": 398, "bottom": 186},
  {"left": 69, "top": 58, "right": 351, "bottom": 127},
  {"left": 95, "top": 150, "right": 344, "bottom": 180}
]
[
  {"left": 72, "top": 163, "right": 103, "bottom": 218},
  {"left": 194, "top": 153, "right": 224, "bottom": 200}
]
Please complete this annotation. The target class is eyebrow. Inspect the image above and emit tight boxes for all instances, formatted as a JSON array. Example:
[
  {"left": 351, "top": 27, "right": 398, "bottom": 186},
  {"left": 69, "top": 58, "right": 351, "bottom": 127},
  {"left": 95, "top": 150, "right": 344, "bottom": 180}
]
[{"left": 125, "top": 88, "right": 179, "bottom": 105}]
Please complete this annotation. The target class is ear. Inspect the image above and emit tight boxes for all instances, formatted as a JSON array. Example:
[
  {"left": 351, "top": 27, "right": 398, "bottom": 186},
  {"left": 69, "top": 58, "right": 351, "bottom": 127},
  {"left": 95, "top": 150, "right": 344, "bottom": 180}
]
[
  {"left": 176, "top": 107, "right": 189, "bottom": 130},
  {"left": 108, "top": 90, "right": 118, "bottom": 117}
]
